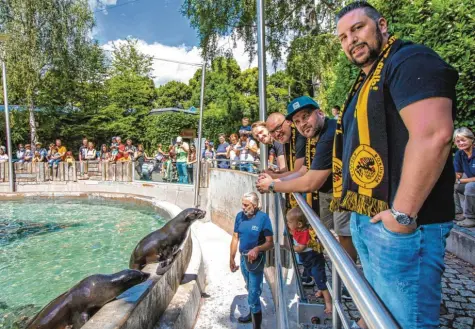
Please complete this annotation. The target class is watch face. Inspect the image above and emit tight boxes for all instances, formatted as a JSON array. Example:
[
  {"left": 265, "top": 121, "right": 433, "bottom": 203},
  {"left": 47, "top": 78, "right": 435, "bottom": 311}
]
[{"left": 396, "top": 213, "right": 412, "bottom": 225}]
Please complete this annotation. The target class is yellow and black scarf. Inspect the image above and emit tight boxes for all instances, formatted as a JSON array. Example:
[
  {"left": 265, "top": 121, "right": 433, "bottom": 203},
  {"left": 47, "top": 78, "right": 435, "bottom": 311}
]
[
  {"left": 331, "top": 36, "right": 403, "bottom": 216},
  {"left": 284, "top": 124, "right": 320, "bottom": 213}
]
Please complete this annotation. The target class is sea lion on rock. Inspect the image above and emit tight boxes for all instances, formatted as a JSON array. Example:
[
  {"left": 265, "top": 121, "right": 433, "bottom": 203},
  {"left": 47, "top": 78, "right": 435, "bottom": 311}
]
[
  {"left": 26, "top": 269, "right": 149, "bottom": 329},
  {"left": 129, "top": 208, "right": 206, "bottom": 273}
]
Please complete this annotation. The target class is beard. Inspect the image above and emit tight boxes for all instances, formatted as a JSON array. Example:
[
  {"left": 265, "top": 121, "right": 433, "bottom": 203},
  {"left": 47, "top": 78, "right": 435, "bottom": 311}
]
[
  {"left": 302, "top": 117, "right": 324, "bottom": 138},
  {"left": 350, "top": 25, "right": 384, "bottom": 68},
  {"left": 244, "top": 208, "right": 256, "bottom": 217}
]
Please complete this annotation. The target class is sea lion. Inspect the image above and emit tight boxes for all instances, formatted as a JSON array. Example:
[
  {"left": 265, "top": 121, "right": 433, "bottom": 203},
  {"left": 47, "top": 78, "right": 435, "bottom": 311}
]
[
  {"left": 129, "top": 208, "right": 206, "bottom": 273},
  {"left": 26, "top": 269, "right": 149, "bottom": 329}
]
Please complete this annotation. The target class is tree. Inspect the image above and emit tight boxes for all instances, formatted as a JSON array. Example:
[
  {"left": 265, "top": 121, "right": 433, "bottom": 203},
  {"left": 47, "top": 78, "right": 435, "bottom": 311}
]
[
  {"left": 181, "top": 0, "right": 343, "bottom": 64},
  {"left": 0, "top": 0, "right": 95, "bottom": 145},
  {"left": 156, "top": 81, "right": 192, "bottom": 108},
  {"left": 91, "top": 38, "right": 157, "bottom": 144}
]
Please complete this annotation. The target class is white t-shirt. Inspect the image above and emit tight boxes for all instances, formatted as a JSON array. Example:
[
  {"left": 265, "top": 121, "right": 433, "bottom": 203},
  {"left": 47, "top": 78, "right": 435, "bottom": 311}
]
[
  {"left": 239, "top": 139, "right": 257, "bottom": 162},
  {"left": 0, "top": 154, "right": 8, "bottom": 161}
]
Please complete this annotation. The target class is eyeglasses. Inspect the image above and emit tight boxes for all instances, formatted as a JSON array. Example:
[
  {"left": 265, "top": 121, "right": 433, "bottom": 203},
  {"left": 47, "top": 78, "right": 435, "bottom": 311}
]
[{"left": 268, "top": 119, "right": 286, "bottom": 135}]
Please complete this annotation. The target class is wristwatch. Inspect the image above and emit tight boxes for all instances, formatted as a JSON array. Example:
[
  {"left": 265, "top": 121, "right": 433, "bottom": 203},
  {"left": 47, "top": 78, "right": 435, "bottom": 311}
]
[
  {"left": 457, "top": 178, "right": 461, "bottom": 184},
  {"left": 269, "top": 181, "right": 275, "bottom": 193},
  {"left": 390, "top": 207, "right": 417, "bottom": 226}
]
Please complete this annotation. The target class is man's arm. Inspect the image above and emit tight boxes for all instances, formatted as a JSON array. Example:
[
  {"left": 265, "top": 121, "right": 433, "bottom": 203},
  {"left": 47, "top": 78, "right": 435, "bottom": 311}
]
[
  {"left": 391, "top": 97, "right": 453, "bottom": 217},
  {"left": 276, "top": 154, "right": 287, "bottom": 172},
  {"left": 257, "top": 236, "right": 274, "bottom": 252},
  {"left": 229, "top": 232, "right": 239, "bottom": 272},
  {"left": 268, "top": 157, "right": 305, "bottom": 178},
  {"left": 258, "top": 169, "right": 331, "bottom": 193}
]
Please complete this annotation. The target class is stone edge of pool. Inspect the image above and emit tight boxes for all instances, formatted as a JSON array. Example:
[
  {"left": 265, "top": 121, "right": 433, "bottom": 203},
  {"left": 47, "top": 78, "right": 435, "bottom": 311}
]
[{"left": 0, "top": 192, "right": 205, "bottom": 329}]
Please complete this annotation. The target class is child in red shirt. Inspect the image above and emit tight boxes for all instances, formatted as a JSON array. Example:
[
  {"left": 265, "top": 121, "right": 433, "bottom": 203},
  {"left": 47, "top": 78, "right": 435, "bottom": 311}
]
[{"left": 287, "top": 206, "right": 332, "bottom": 314}]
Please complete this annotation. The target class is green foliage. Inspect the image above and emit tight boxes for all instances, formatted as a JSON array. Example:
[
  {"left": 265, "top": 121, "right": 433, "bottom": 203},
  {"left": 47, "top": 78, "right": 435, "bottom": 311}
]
[
  {"left": 372, "top": 0, "right": 475, "bottom": 129},
  {"left": 156, "top": 81, "right": 192, "bottom": 108},
  {"left": 0, "top": 0, "right": 95, "bottom": 144},
  {"left": 181, "top": 0, "right": 341, "bottom": 63}
]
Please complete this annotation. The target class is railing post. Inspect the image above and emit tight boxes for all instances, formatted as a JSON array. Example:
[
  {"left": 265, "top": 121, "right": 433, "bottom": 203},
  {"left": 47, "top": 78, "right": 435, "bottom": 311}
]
[
  {"left": 194, "top": 61, "right": 206, "bottom": 207},
  {"left": 272, "top": 193, "right": 290, "bottom": 329},
  {"left": 2, "top": 56, "right": 14, "bottom": 192},
  {"left": 332, "top": 267, "right": 343, "bottom": 329}
]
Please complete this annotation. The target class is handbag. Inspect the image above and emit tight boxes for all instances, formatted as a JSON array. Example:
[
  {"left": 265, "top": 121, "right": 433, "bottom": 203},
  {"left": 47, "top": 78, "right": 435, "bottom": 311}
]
[{"left": 242, "top": 252, "right": 265, "bottom": 272}]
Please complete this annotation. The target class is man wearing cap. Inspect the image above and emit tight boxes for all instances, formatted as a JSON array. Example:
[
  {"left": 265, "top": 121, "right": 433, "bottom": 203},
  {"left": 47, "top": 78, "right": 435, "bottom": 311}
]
[{"left": 257, "top": 96, "right": 357, "bottom": 264}]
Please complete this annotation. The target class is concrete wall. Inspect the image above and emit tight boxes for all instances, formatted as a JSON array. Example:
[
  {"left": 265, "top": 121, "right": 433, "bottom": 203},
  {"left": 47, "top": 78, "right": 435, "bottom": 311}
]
[{"left": 0, "top": 180, "right": 195, "bottom": 209}]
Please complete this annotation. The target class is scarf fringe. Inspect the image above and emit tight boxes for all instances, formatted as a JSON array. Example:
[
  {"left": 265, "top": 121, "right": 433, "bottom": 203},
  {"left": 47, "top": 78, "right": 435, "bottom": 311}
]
[{"left": 330, "top": 191, "right": 389, "bottom": 217}]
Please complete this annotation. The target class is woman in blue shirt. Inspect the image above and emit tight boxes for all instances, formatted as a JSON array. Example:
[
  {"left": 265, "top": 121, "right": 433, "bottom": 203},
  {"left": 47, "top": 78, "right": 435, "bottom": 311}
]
[
  {"left": 215, "top": 134, "right": 230, "bottom": 169},
  {"left": 454, "top": 127, "right": 475, "bottom": 227},
  {"left": 230, "top": 192, "right": 273, "bottom": 328}
]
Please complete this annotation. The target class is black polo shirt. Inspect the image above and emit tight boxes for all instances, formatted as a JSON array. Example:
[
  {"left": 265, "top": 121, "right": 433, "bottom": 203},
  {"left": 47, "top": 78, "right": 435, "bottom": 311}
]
[{"left": 342, "top": 43, "right": 459, "bottom": 226}]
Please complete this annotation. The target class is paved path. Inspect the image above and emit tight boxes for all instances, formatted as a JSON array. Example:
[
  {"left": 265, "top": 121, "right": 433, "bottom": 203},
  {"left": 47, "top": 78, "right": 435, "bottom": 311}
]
[
  {"left": 192, "top": 221, "right": 276, "bottom": 329},
  {"left": 303, "top": 252, "right": 475, "bottom": 329}
]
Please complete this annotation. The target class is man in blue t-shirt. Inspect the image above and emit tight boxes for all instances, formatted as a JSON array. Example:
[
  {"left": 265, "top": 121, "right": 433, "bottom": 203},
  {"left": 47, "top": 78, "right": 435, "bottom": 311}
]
[{"left": 230, "top": 192, "right": 273, "bottom": 328}]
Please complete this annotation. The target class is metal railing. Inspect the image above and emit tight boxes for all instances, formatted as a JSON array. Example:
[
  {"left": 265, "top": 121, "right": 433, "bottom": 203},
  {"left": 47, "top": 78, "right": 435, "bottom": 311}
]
[
  {"left": 271, "top": 193, "right": 290, "bottom": 329},
  {"left": 292, "top": 193, "right": 399, "bottom": 329}
]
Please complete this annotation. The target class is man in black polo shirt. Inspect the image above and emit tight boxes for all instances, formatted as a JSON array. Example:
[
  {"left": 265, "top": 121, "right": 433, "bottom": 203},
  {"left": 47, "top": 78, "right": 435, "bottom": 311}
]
[
  {"left": 334, "top": 2, "right": 458, "bottom": 328},
  {"left": 257, "top": 96, "right": 357, "bottom": 264}
]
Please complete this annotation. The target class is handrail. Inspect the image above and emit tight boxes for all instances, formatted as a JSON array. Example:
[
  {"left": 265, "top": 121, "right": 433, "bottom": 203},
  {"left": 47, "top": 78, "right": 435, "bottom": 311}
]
[
  {"left": 272, "top": 193, "right": 290, "bottom": 329},
  {"left": 292, "top": 193, "right": 399, "bottom": 329}
]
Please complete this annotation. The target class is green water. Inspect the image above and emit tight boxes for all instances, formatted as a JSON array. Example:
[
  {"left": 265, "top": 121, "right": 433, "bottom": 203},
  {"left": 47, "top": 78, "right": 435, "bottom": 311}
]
[{"left": 0, "top": 198, "right": 167, "bottom": 328}]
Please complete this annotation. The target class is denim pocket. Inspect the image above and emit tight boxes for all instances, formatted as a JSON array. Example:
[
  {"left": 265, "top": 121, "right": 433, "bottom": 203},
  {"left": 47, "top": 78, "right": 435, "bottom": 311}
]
[{"left": 380, "top": 221, "right": 420, "bottom": 238}]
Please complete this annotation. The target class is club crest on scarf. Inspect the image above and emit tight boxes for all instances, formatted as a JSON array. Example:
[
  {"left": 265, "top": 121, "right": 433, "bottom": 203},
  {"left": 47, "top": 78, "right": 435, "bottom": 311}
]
[{"left": 349, "top": 145, "right": 384, "bottom": 189}]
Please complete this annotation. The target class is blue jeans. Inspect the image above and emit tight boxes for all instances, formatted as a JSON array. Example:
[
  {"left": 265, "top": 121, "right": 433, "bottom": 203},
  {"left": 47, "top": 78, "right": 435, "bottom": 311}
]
[
  {"left": 240, "top": 163, "right": 254, "bottom": 173},
  {"left": 48, "top": 159, "right": 61, "bottom": 167},
  {"left": 176, "top": 162, "right": 188, "bottom": 184},
  {"left": 350, "top": 212, "right": 453, "bottom": 329},
  {"left": 240, "top": 255, "right": 264, "bottom": 314},
  {"left": 299, "top": 250, "right": 327, "bottom": 291}
]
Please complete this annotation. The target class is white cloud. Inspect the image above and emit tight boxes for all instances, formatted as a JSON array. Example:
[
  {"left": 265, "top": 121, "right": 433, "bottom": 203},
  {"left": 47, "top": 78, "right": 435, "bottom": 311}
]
[
  {"left": 89, "top": 0, "right": 118, "bottom": 11},
  {"left": 102, "top": 37, "right": 285, "bottom": 86}
]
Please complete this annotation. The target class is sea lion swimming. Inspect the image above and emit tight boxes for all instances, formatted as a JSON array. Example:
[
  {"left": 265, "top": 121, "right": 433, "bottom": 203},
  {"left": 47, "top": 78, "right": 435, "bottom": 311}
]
[
  {"left": 129, "top": 208, "right": 206, "bottom": 273},
  {"left": 26, "top": 269, "right": 149, "bottom": 329}
]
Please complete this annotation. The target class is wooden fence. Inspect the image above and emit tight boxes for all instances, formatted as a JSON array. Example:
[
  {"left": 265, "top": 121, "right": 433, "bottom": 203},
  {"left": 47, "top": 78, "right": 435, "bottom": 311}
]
[{"left": 0, "top": 161, "right": 133, "bottom": 183}]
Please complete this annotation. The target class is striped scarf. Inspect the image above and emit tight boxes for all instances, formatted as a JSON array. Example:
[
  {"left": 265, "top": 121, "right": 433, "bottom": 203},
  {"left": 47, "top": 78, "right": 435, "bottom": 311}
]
[
  {"left": 331, "top": 36, "right": 402, "bottom": 216},
  {"left": 284, "top": 124, "right": 320, "bottom": 214}
]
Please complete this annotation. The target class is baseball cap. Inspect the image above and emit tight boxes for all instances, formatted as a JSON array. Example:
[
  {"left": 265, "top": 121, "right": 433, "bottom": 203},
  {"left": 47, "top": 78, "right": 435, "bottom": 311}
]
[
  {"left": 176, "top": 136, "right": 183, "bottom": 143},
  {"left": 286, "top": 96, "right": 320, "bottom": 120}
]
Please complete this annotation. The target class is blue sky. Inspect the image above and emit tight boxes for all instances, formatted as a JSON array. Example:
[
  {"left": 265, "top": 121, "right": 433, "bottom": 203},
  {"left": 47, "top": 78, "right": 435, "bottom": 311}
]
[
  {"left": 93, "top": 0, "right": 199, "bottom": 47},
  {"left": 91, "top": 0, "right": 280, "bottom": 85}
]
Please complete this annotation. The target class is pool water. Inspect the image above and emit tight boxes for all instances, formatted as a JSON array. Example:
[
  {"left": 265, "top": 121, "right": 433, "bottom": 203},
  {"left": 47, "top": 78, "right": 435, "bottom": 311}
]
[{"left": 0, "top": 198, "right": 166, "bottom": 329}]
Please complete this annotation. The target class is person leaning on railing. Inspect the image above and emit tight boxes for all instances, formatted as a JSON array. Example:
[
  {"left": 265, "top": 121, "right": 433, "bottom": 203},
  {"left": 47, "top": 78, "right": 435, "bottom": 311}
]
[
  {"left": 0, "top": 146, "right": 8, "bottom": 163},
  {"left": 251, "top": 121, "right": 287, "bottom": 172},
  {"left": 187, "top": 144, "right": 197, "bottom": 184},
  {"left": 227, "top": 133, "right": 240, "bottom": 170},
  {"left": 230, "top": 192, "right": 274, "bottom": 329},
  {"left": 215, "top": 133, "right": 230, "bottom": 169}
]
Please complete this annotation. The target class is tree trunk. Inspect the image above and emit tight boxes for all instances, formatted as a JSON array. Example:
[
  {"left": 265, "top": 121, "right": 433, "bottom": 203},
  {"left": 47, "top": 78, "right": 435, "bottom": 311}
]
[{"left": 29, "top": 102, "right": 38, "bottom": 146}]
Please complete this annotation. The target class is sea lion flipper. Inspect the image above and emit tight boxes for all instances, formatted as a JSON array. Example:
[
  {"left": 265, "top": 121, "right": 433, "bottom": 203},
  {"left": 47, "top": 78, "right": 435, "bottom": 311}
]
[{"left": 72, "top": 311, "right": 90, "bottom": 328}]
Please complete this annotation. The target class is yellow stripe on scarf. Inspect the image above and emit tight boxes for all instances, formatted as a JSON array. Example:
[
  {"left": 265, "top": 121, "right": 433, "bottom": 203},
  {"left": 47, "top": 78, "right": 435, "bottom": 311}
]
[{"left": 355, "top": 74, "right": 373, "bottom": 197}]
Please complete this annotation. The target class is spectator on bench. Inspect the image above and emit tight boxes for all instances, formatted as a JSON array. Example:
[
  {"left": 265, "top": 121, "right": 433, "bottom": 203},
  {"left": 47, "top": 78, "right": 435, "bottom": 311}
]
[{"left": 454, "top": 127, "right": 475, "bottom": 228}]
